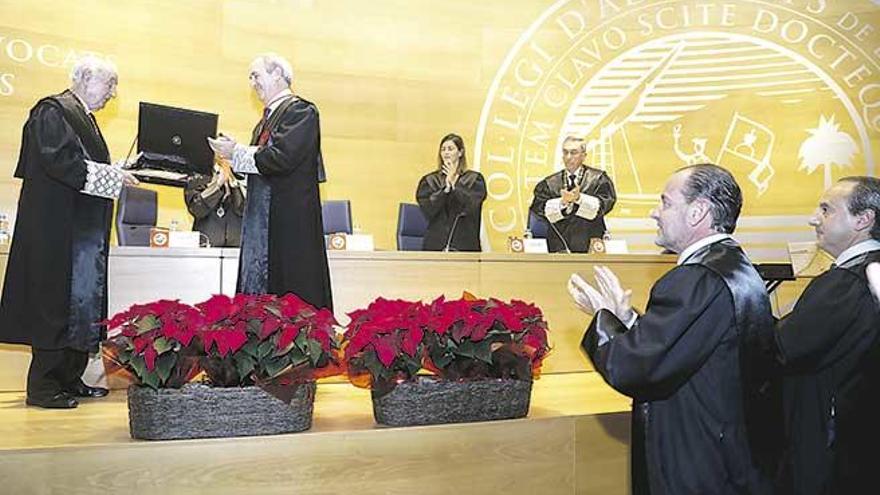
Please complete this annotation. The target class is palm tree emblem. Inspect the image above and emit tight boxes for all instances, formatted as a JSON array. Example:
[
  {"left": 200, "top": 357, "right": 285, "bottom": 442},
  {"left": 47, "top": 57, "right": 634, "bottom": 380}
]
[{"left": 798, "top": 115, "right": 859, "bottom": 188}]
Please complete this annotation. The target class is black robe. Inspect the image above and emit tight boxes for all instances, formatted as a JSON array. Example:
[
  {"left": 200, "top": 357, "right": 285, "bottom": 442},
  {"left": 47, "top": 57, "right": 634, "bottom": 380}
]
[
  {"left": 237, "top": 96, "right": 333, "bottom": 311},
  {"left": 582, "top": 239, "right": 777, "bottom": 495},
  {"left": 775, "top": 248, "right": 880, "bottom": 495},
  {"left": 0, "top": 90, "right": 112, "bottom": 352},
  {"left": 529, "top": 166, "right": 616, "bottom": 253},
  {"left": 184, "top": 174, "right": 245, "bottom": 247},
  {"left": 416, "top": 170, "right": 486, "bottom": 251}
]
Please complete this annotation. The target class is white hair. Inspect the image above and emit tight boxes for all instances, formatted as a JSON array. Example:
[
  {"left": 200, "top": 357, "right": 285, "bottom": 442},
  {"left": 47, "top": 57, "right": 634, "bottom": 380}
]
[
  {"left": 563, "top": 135, "right": 586, "bottom": 151},
  {"left": 254, "top": 52, "right": 294, "bottom": 85},
  {"left": 70, "top": 55, "right": 117, "bottom": 84}
]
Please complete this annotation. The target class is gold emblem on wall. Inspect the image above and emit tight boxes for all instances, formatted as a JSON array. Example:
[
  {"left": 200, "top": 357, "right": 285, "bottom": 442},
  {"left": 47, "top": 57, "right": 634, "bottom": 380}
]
[{"left": 474, "top": 0, "right": 879, "bottom": 252}]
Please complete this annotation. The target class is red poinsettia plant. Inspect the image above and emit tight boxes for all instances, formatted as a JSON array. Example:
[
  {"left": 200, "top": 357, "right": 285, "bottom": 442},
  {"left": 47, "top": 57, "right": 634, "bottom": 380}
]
[
  {"left": 421, "top": 295, "right": 550, "bottom": 381},
  {"left": 196, "top": 293, "right": 341, "bottom": 387},
  {"left": 103, "top": 293, "right": 341, "bottom": 389},
  {"left": 343, "top": 298, "right": 428, "bottom": 391},
  {"left": 342, "top": 294, "right": 550, "bottom": 393},
  {"left": 103, "top": 299, "right": 202, "bottom": 389}
]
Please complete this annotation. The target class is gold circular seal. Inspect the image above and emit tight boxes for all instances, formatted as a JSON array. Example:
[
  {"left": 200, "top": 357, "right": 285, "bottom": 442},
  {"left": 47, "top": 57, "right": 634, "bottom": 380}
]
[{"left": 475, "top": 0, "right": 879, "bottom": 252}]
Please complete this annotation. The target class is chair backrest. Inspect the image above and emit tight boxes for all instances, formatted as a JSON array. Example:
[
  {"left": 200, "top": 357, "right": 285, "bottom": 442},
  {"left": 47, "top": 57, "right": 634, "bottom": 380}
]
[
  {"left": 527, "top": 210, "right": 549, "bottom": 239},
  {"left": 115, "top": 186, "right": 158, "bottom": 246},
  {"left": 396, "top": 203, "right": 428, "bottom": 251},
  {"left": 322, "top": 200, "right": 353, "bottom": 235}
]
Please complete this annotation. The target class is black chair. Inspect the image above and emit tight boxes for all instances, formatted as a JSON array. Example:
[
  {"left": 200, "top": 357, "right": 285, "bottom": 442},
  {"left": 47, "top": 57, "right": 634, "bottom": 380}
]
[
  {"left": 527, "top": 210, "right": 549, "bottom": 239},
  {"left": 396, "top": 203, "right": 428, "bottom": 251},
  {"left": 322, "top": 200, "right": 353, "bottom": 235},
  {"left": 115, "top": 186, "right": 158, "bottom": 246}
]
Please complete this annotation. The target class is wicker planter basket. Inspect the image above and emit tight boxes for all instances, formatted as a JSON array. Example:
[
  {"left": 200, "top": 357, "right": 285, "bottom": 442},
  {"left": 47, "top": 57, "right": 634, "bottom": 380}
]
[
  {"left": 371, "top": 377, "right": 532, "bottom": 427},
  {"left": 127, "top": 382, "right": 316, "bottom": 440}
]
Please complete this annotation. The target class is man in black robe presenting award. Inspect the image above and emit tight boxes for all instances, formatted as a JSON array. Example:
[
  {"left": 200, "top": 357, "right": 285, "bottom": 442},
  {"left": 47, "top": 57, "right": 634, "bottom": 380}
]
[
  {"left": 0, "top": 56, "right": 138, "bottom": 408},
  {"left": 774, "top": 177, "right": 880, "bottom": 494},
  {"left": 530, "top": 135, "right": 616, "bottom": 253},
  {"left": 568, "top": 164, "right": 778, "bottom": 494},
  {"left": 209, "top": 53, "right": 332, "bottom": 311}
]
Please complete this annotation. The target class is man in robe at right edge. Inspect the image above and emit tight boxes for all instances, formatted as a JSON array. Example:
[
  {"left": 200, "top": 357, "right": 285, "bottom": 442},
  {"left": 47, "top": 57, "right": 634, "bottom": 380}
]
[{"left": 774, "top": 176, "right": 880, "bottom": 494}]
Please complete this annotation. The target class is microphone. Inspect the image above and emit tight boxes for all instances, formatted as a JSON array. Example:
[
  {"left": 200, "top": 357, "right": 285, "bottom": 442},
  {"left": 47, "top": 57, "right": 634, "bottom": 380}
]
[
  {"left": 548, "top": 219, "right": 572, "bottom": 254},
  {"left": 443, "top": 212, "right": 466, "bottom": 252}
]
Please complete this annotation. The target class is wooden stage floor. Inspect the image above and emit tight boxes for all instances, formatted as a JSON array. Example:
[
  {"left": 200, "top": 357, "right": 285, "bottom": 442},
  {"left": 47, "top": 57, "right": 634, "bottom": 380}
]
[{"left": 0, "top": 372, "right": 632, "bottom": 495}]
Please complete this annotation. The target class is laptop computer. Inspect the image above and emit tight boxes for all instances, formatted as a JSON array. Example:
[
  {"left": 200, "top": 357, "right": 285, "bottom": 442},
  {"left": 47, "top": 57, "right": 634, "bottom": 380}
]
[{"left": 130, "top": 102, "right": 218, "bottom": 187}]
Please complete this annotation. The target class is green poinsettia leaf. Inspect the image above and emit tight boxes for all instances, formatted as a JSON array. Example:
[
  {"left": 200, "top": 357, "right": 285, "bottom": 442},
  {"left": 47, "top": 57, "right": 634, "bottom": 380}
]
[
  {"left": 142, "top": 371, "right": 160, "bottom": 390},
  {"left": 118, "top": 349, "right": 132, "bottom": 365},
  {"left": 474, "top": 340, "right": 493, "bottom": 364},
  {"left": 155, "top": 352, "right": 176, "bottom": 383},
  {"left": 456, "top": 340, "right": 476, "bottom": 358},
  {"left": 247, "top": 319, "right": 261, "bottom": 335},
  {"left": 306, "top": 339, "right": 323, "bottom": 367},
  {"left": 135, "top": 315, "right": 160, "bottom": 335},
  {"left": 288, "top": 346, "right": 309, "bottom": 366},
  {"left": 241, "top": 340, "right": 259, "bottom": 359},
  {"left": 257, "top": 340, "right": 275, "bottom": 359},
  {"left": 234, "top": 354, "right": 256, "bottom": 381},
  {"left": 431, "top": 350, "right": 453, "bottom": 369},
  {"left": 265, "top": 305, "right": 283, "bottom": 318},
  {"left": 262, "top": 356, "right": 289, "bottom": 378},
  {"left": 294, "top": 331, "right": 309, "bottom": 353},
  {"left": 487, "top": 328, "right": 511, "bottom": 337},
  {"left": 362, "top": 351, "right": 386, "bottom": 381},
  {"left": 130, "top": 354, "right": 147, "bottom": 380},
  {"left": 403, "top": 356, "right": 421, "bottom": 377},
  {"left": 153, "top": 337, "right": 173, "bottom": 355}
]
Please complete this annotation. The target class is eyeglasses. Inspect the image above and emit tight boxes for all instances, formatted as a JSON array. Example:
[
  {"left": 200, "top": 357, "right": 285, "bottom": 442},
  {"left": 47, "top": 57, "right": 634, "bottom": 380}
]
[{"left": 562, "top": 149, "right": 584, "bottom": 156}]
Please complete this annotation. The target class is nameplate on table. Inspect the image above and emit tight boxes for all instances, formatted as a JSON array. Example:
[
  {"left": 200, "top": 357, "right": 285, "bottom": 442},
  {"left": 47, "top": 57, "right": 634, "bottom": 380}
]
[
  {"left": 169, "top": 231, "right": 200, "bottom": 248},
  {"left": 523, "top": 238, "right": 548, "bottom": 253},
  {"left": 592, "top": 239, "right": 628, "bottom": 254}
]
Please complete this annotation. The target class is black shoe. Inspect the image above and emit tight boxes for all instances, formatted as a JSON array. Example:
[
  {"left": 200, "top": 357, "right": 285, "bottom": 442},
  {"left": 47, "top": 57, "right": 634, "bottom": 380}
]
[
  {"left": 26, "top": 392, "right": 78, "bottom": 409},
  {"left": 65, "top": 382, "right": 110, "bottom": 398}
]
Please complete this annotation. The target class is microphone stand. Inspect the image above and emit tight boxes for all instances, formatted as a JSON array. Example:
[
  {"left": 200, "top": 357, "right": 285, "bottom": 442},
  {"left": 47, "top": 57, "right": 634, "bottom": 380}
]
[
  {"left": 443, "top": 212, "right": 465, "bottom": 252},
  {"left": 548, "top": 219, "right": 572, "bottom": 254}
]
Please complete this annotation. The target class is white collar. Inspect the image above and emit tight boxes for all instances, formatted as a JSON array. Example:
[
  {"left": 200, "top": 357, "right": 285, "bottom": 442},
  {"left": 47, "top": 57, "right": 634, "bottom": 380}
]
[
  {"left": 563, "top": 166, "right": 584, "bottom": 180},
  {"left": 70, "top": 91, "right": 91, "bottom": 116},
  {"left": 265, "top": 89, "right": 294, "bottom": 116},
  {"left": 835, "top": 239, "right": 880, "bottom": 266},
  {"left": 677, "top": 233, "right": 732, "bottom": 265}
]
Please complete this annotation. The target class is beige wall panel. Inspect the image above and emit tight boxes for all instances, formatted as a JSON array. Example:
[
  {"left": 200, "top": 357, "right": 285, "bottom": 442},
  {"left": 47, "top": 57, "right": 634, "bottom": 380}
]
[
  {"left": 479, "top": 254, "right": 676, "bottom": 373},
  {"left": 328, "top": 252, "right": 484, "bottom": 316}
]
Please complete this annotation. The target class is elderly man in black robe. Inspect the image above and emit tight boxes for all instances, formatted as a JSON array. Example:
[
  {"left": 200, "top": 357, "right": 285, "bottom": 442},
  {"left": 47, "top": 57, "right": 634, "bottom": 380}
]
[
  {"left": 774, "top": 176, "right": 880, "bottom": 494},
  {"left": 209, "top": 53, "right": 332, "bottom": 311},
  {"left": 568, "top": 164, "right": 779, "bottom": 494},
  {"left": 0, "top": 55, "right": 138, "bottom": 409},
  {"left": 529, "top": 135, "right": 616, "bottom": 253}
]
